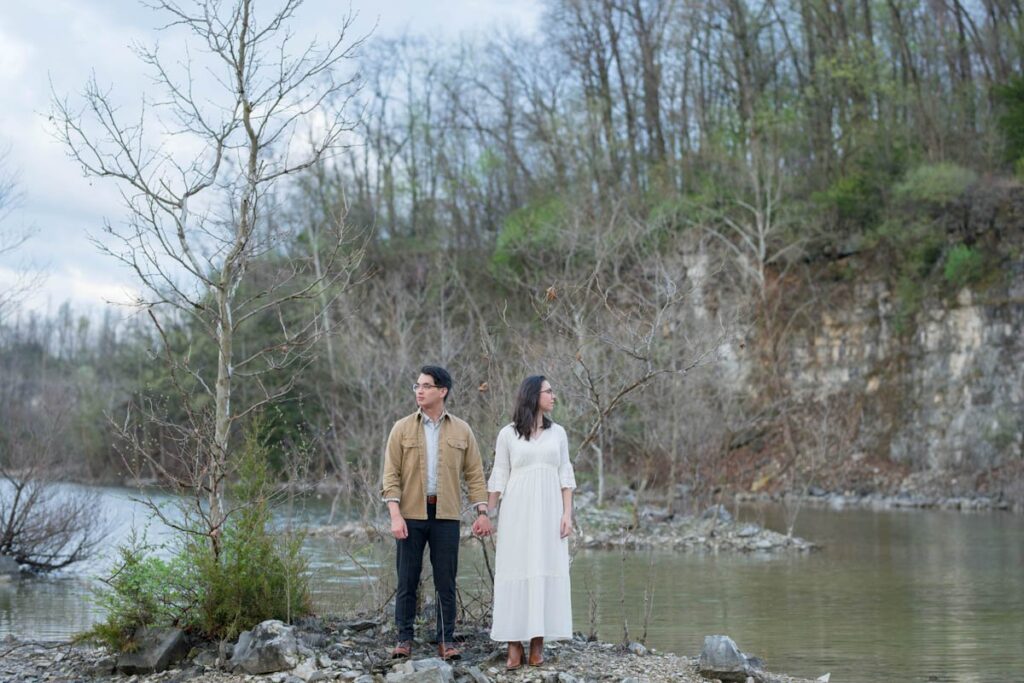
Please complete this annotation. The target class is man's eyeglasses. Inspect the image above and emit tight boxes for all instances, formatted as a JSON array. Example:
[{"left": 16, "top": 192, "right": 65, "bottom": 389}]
[{"left": 413, "top": 383, "right": 439, "bottom": 391}]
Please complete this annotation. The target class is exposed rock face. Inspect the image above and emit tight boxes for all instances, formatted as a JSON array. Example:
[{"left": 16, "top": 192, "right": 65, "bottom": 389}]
[
  {"left": 677, "top": 185, "right": 1024, "bottom": 495},
  {"left": 784, "top": 279, "right": 1024, "bottom": 474}
]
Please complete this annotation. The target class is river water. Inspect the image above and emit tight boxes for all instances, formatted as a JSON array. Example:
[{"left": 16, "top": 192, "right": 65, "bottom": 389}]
[{"left": 1, "top": 485, "right": 1022, "bottom": 682}]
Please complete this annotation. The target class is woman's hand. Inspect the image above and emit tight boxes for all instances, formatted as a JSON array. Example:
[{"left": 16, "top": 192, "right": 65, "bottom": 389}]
[{"left": 560, "top": 514, "right": 573, "bottom": 539}]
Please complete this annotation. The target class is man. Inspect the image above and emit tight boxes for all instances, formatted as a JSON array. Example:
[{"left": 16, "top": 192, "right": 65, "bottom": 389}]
[{"left": 381, "top": 365, "right": 492, "bottom": 661}]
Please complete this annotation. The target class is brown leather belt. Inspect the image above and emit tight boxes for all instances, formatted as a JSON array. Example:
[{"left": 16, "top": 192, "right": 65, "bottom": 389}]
[{"left": 426, "top": 495, "right": 438, "bottom": 505}]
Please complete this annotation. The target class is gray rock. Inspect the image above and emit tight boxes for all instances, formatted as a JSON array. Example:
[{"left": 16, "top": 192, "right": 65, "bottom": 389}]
[
  {"left": 345, "top": 619, "right": 379, "bottom": 632},
  {"left": 627, "top": 642, "right": 647, "bottom": 656},
  {"left": 232, "top": 620, "right": 304, "bottom": 675},
  {"left": 700, "top": 505, "right": 733, "bottom": 523},
  {"left": 192, "top": 647, "right": 220, "bottom": 668},
  {"left": 116, "top": 627, "right": 189, "bottom": 675},
  {"left": 232, "top": 630, "right": 253, "bottom": 660},
  {"left": 558, "top": 674, "right": 579, "bottom": 683},
  {"left": 698, "top": 635, "right": 748, "bottom": 682},
  {"left": 87, "top": 655, "right": 117, "bottom": 676},
  {"left": 736, "top": 525, "right": 760, "bottom": 538},
  {"left": 411, "top": 657, "right": 451, "bottom": 673},
  {"left": 0, "top": 555, "right": 20, "bottom": 579},
  {"left": 292, "top": 657, "right": 318, "bottom": 681},
  {"left": 386, "top": 664, "right": 454, "bottom": 683},
  {"left": 456, "top": 664, "right": 490, "bottom": 683}
]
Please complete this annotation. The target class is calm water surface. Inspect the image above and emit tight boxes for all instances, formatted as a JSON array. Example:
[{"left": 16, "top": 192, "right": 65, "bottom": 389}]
[{"left": 2, "top": 486, "right": 1022, "bottom": 683}]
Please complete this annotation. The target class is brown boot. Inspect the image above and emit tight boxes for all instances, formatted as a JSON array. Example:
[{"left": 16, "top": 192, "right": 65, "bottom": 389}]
[
  {"left": 528, "top": 636, "right": 544, "bottom": 666},
  {"left": 506, "top": 641, "right": 524, "bottom": 670},
  {"left": 438, "top": 642, "right": 462, "bottom": 661}
]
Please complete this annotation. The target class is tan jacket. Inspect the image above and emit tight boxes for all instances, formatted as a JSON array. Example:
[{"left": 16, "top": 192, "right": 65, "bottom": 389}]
[{"left": 380, "top": 411, "right": 488, "bottom": 521}]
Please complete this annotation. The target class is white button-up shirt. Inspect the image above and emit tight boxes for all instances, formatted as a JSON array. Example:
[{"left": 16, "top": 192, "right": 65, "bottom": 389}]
[{"left": 421, "top": 409, "right": 446, "bottom": 496}]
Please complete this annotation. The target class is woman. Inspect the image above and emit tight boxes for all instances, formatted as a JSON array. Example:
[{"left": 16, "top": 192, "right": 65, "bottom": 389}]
[{"left": 486, "top": 375, "right": 576, "bottom": 670}]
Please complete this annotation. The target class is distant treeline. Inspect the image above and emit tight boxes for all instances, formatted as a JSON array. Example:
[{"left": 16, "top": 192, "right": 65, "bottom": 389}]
[{"left": 3, "top": 0, "right": 1023, "bottom": 508}]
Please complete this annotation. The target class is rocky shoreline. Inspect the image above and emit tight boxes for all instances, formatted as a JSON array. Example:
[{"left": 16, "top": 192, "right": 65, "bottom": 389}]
[
  {"left": 0, "top": 617, "right": 823, "bottom": 683},
  {"left": 736, "top": 488, "right": 1014, "bottom": 513},
  {"left": 307, "top": 492, "right": 817, "bottom": 555}
]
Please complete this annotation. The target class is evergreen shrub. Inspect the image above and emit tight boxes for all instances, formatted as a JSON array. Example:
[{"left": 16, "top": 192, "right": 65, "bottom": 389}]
[
  {"left": 943, "top": 244, "right": 985, "bottom": 289},
  {"left": 80, "top": 426, "right": 310, "bottom": 649}
]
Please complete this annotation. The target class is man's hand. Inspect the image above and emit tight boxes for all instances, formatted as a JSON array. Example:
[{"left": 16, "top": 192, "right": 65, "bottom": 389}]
[
  {"left": 560, "top": 514, "right": 573, "bottom": 539},
  {"left": 472, "top": 514, "right": 493, "bottom": 538},
  {"left": 391, "top": 513, "right": 409, "bottom": 540}
]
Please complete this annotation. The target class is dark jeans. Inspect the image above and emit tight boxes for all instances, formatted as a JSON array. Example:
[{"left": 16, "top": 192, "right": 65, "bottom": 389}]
[{"left": 395, "top": 503, "right": 460, "bottom": 642}]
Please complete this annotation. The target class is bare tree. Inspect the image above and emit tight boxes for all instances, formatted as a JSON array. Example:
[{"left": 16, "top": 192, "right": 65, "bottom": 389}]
[
  {"left": 0, "top": 389, "right": 105, "bottom": 572},
  {"left": 0, "top": 148, "right": 43, "bottom": 323},
  {"left": 50, "top": 0, "right": 366, "bottom": 556}
]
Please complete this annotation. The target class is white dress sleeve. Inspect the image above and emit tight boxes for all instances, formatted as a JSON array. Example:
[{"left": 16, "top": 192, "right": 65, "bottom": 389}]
[
  {"left": 557, "top": 426, "right": 576, "bottom": 490},
  {"left": 488, "top": 425, "right": 511, "bottom": 495}
]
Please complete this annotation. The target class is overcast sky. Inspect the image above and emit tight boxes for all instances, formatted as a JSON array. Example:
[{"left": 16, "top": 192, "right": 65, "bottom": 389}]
[{"left": 0, "top": 0, "right": 541, "bottom": 317}]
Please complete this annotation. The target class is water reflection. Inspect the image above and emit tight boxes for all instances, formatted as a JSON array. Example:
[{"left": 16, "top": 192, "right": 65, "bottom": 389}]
[{"left": 2, "top": 487, "right": 1022, "bottom": 683}]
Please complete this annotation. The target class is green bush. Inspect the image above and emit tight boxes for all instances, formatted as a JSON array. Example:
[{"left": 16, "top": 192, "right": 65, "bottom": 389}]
[
  {"left": 80, "top": 426, "right": 310, "bottom": 648},
  {"left": 191, "top": 433, "right": 310, "bottom": 640},
  {"left": 79, "top": 534, "right": 187, "bottom": 651},
  {"left": 815, "top": 169, "right": 883, "bottom": 229},
  {"left": 492, "top": 195, "right": 565, "bottom": 272},
  {"left": 894, "top": 163, "right": 977, "bottom": 207},
  {"left": 944, "top": 244, "right": 985, "bottom": 289},
  {"left": 994, "top": 75, "right": 1024, "bottom": 167}
]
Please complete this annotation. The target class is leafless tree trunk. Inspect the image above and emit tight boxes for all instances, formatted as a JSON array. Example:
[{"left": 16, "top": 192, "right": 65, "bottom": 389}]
[{"left": 51, "top": 0, "right": 365, "bottom": 556}]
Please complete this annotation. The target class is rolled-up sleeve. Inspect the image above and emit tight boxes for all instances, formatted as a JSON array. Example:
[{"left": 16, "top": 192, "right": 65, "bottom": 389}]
[
  {"left": 558, "top": 426, "right": 576, "bottom": 490},
  {"left": 487, "top": 427, "right": 511, "bottom": 495}
]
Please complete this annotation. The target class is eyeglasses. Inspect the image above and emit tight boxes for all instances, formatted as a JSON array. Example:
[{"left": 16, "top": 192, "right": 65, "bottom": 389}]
[
  {"left": 413, "top": 383, "right": 439, "bottom": 391},
  {"left": 540, "top": 388, "right": 555, "bottom": 395}
]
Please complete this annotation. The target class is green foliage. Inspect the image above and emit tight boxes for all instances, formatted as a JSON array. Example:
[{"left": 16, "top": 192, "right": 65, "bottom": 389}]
[
  {"left": 79, "top": 533, "right": 186, "bottom": 651},
  {"left": 892, "top": 274, "right": 926, "bottom": 335},
  {"left": 191, "top": 429, "right": 310, "bottom": 640},
  {"left": 79, "top": 425, "right": 310, "bottom": 649},
  {"left": 994, "top": 75, "right": 1024, "bottom": 167},
  {"left": 943, "top": 244, "right": 986, "bottom": 289},
  {"left": 492, "top": 195, "right": 566, "bottom": 273},
  {"left": 815, "top": 170, "right": 883, "bottom": 229},
  {"left": 894, "top": 163, "right": 977, "bottom": 208},
  {"left": 869, "top": 219, "right": 946, "bottom": 335}
]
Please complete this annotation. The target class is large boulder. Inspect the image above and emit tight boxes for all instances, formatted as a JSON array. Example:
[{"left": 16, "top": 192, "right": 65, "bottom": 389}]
[
  {"left": 231, "top": 620, "right": 310, "bottom": 675},
  {"left": 386, "top": 657, "right": 454, "bottom": 683},
  {"left": 116, "top": 627, "right": 189, "bottom": 674},
  {"left": 698, "top": 634, "right": 760, "bottom": 682}
]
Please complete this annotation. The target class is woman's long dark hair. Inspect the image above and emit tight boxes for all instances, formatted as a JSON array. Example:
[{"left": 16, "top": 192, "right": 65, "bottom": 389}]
[{"left": 512, "top": 375, "right": 552, "bottom": 440}]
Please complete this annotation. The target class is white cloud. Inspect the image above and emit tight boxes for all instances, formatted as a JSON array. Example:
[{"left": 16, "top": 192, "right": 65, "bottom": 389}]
[{"left": 0, "top": 0, "right": 542, "bottom": 316}]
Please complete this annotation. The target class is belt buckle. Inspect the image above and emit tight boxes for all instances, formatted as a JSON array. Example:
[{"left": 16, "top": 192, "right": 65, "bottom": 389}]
[{"left": 426, "top": 495, "right": 438, "bottom": 504}]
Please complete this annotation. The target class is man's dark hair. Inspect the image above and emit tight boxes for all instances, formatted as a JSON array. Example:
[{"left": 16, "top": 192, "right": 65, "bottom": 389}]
[{"left": 420, "top": 365, "right": 453, "bottom": 402}]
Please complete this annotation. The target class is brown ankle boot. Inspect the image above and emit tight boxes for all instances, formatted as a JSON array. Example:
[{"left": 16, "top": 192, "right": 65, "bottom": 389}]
[
  {"left": 506, "top": 641, "right": 524, "bottom": 670},
  {"left": 528, "top": 636, "right": 544, "bottom": 666}
]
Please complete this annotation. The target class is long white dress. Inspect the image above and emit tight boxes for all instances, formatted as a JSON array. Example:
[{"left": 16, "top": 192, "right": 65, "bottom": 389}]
[{"left": 487, "top": 422, "right": 576, "bottom": 642}]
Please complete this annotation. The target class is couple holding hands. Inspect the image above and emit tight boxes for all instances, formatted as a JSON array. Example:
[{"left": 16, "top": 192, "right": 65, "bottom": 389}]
[{"left": 381, "top": 366, "right": 576, "bottom": 671}]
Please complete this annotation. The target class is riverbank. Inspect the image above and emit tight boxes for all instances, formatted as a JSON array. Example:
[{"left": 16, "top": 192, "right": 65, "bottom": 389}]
[
  {"left": 0, "top": 616, "right": 823, "bottom": 683},
  {"left": 306, "top": 491, "right": 817, "bottom": 555}
]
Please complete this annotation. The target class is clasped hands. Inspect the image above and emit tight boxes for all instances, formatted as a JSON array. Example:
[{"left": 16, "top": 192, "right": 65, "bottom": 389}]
[{"left": 472, "top": 510, "right": 493, "bottom": 537}]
